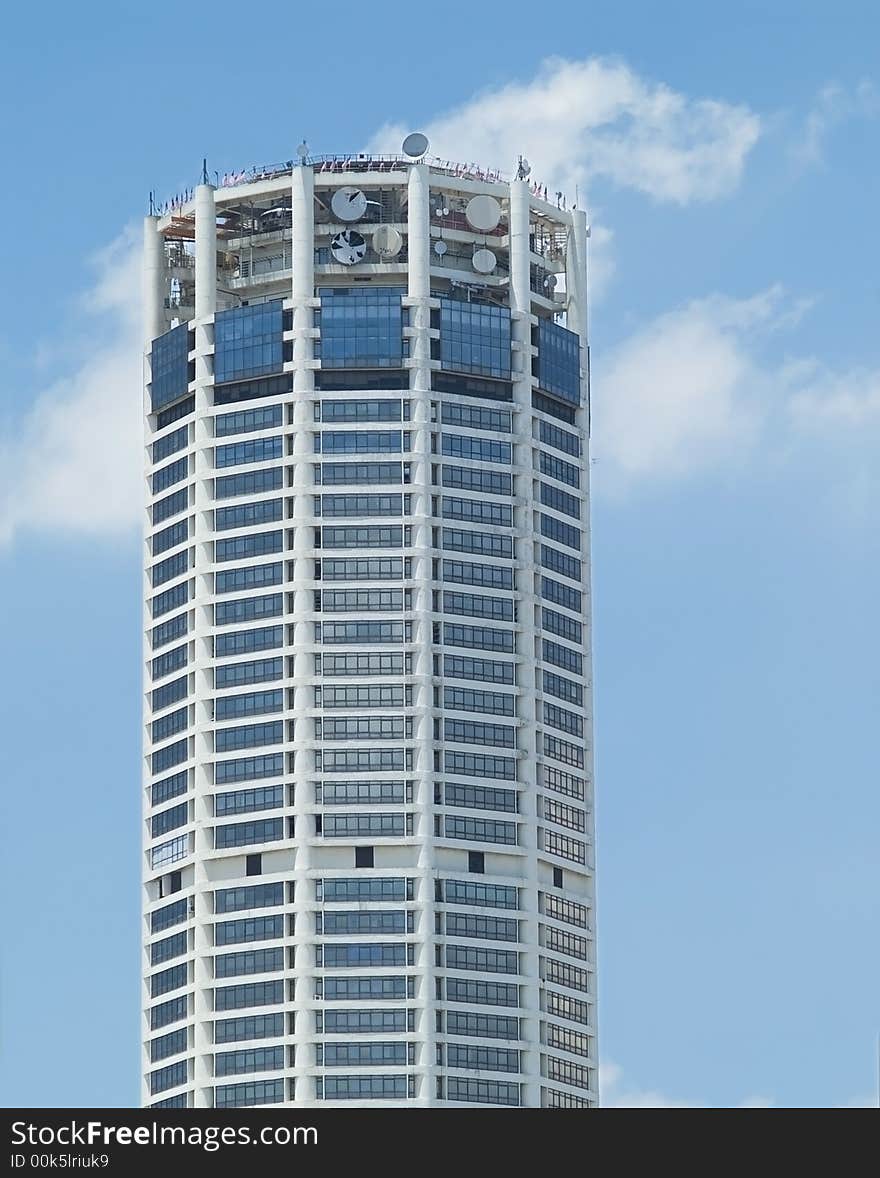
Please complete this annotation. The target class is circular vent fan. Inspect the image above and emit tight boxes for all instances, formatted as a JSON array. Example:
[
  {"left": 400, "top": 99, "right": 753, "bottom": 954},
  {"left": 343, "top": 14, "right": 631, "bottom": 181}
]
[{"left": 330, "top": 229, "right": 367, "bottom": 265}]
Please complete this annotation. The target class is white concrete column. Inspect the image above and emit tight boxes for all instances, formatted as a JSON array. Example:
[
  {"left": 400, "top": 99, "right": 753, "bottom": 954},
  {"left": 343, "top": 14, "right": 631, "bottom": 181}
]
[
  {"left": 566, "top": 209, "right": 589, "bottom": 346},
  {"left": 509, "top": 177, "right": 543, "bottom": 1108},
  {"left": 194, "top": 185, "right": 217, "bottom": 321},
  {"left": 191, "top": 182, "right": 217, "bottom": 1105},
  {"left": 289, "top": 161, "right": 316, "bottom": 1103},
  {"left": 407, "top": 161, "right": 437, "bottom": 1103},
  {"left": 143, "top": 216, "right": 164, "bottom": 346}
]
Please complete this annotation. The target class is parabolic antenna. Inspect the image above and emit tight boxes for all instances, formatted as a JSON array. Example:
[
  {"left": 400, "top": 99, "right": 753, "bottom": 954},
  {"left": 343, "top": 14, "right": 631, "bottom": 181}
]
[
  {"left": 465, "top": 194, "right": 501, "bottom": 232},
  {"left": 331, "top": 187, "right": 368, "bottom": 222},
  {"left": 402, "top": 132, "right": 429, "bottom": 158},
  {"left": 472, "top": 248, "right": 497, "bottom": 274},
  {"left": 296, "top": 141, "right": 309, "bottom": 160},
  {"left": 373, "top": 225, "right": 403, "bottom": 259},
  {"left": 434, "top": 240, "right": 448, "bottom": 256}
]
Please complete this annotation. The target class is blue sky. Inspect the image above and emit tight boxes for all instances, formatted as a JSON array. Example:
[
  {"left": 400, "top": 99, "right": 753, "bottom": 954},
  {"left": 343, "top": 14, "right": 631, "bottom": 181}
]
[{"left": 1, "top": 0, "right": 877, "bottom": 1108}]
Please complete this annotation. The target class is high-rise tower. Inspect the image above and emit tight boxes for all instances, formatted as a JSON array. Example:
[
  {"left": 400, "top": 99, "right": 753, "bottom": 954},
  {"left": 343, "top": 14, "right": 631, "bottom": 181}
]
[{"left": 142, "top": 141, "right": 595, "bottom": 1108}]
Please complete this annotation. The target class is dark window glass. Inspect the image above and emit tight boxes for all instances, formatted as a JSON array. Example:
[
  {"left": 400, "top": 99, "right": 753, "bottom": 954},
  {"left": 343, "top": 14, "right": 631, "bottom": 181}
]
[
  {"left": 535, "top": 319, "right": 581, "bottom": 404},
  {"left": 214, "top": 301, "right": 284, "bottom": 384},
  {"left": 316, "top": 287, "right": 405, "bottom": 369},
  {"left": 151, "top": 324, "right": 190, "bottom": 412}
]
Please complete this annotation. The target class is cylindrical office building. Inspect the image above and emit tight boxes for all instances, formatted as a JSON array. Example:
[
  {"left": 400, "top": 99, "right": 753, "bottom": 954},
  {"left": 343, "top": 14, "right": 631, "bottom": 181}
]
[{"left": 142, "top": 144, "right": 596, "bottom": 1109}]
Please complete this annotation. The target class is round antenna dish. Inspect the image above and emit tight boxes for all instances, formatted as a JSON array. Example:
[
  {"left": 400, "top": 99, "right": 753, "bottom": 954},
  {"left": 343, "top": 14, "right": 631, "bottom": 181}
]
[
  {"left": 402, "top": 132, "right": 429, "bottom": 158},
  {"left": 434, "top": 240, "right": 448, "bottom": 256},
  {"left": 472, "top": 248, "right": 497, "bottom": 274},
  {"left": 296, "top": 141, "right": 309, "bottom": 160},
  {"left": 331, "top": 187, "right": 368, "bottom": 222},
  {"left": 543, "top": 273, "right": 557, "bottom": 292},
  {"left": 465, "top": 194, "right": 501, "bottom": 232},
  {"left": 373, "top": 225, "right": 403, "bottom": 259}
]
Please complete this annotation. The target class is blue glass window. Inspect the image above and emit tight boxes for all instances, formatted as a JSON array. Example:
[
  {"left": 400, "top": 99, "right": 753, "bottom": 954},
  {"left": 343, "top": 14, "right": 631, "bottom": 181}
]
[
  {"left": 150, "top": 996, "right": 187, "bottom": 1030},
  {"left": 151, "top": 324, "right": 190, "bottom": 413},
  {"left": 215, "top": 532, "right": 282, "bottom": 563},
  {"left": 540, "top": 544, "right": 582, "bottom": 583},
  {"left": 215, "top": 437, "right": 282, "bottom": 468},
  {"left": 216, "top": 657, "right": 282, "bottom": 688},
  {"left": 214, "top": 1080, "right": 283, "bottom": 1107},
  {"left": 151, "top": 803, "right": 188, "bottom": 841},
  {"left": 214, "top": 1014, "right": 284, "bottom": 1043},
  {"left": 540, "top": 482, "right": 581, "bottom": 520},
  {"left": 153, "top": 519, "right": 188, "bottom": 556},
  {"left": 215, "top": 499, "right": 283, "bottom": 531},
  {"left": 441, "top": 436, "right": 511, "bottom": 464},
  {"left": 215, "top": 565, "right": 283, "bottom": 595},
  {"left": 150, "top": 897, "right": 188, "bottom": 934},
  {"left": 215, "top": 785, "right": 283, "bottom": 816},
  {"left": 151, "top": 770, "right": 188, "bottom": 808},
  {"left": 542, "top": 639, "right": 583, "bottom": 675},
  {"left": 215, "top": 947, "right": 283, "bottom": 977},
  {"left": 439, "top": 298, "right": 511, "bottom": 379},
  {"left": 215, "top": 818, "right": 283, "bottom": 847},
  {"left": 149, "top": 1059, "right": 188, "bottom": 1095},
  {"left": 215, "top": 916, "right": 283, "bottom": 945},
  {"left": 152, "top": 425, "right": 188, "bottom": 464},
  {"left": 317, "top": 287, "right": 406, "bottom": 369},
  {"left": 214, "top": 753, "right": 284, "bottom": 785},
  {"left": 152, "top": 612, "right": 188, "bottom": 649},
  {"left": 215, "top": 468, "right": 283, "bottom": 500},
  {"left": 536, "top": 320, "right": 581, "bottom": 405},
  {"left": 215, "top": 593, "right": 282, "bottom": 626},
  {"left": 215, "top": 1046, "right": 284, "bottom": 1076},
  {"left": 215, "top": 404, "right": 282, "bottom": 437},
  {"left": 153, "top": 487, "right": 189, "bottom": 525},
  {"left": 541, "top": 576, "right": 582, "bottom": 613},
  {"left": 214, "top": 626, "right": 282, "bottom": 658},
  {"left": 215, "top": 882, "right": 283, "bottom": 914},
  {"left": 151, "top": 584, "right": 188, "bottom": 621},
  {"left": 151, "top": 644, "right": 187, "bottom": 681},
  {"left": 215, "top": 690, "right": 283, "bottom": 721},
  {"left": 152, "top": 457, "right": 188, "bottom": 496},
  {"left": 539, "top": 419, "right": 581, "bottom": 457},
  {"left": 152, "top": 550, "right": 189, "bottom": 588},
  {"left": 214, "top": 301, "right": 283, "bottom": 384},
  {"left": 152, "top": 739, "right": 187, "bottom": 776},
  {"left": 540, "top": 450, "right": 580, "bottom": 488},
  {"left": 215, "top": 722, "right": 283, "bottom": 753}
]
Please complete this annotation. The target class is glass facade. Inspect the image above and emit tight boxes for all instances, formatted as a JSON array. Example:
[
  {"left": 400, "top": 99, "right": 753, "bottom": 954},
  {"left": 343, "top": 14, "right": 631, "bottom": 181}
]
[
  {"left": 214, "top": 301, "right": 284, "bottom": 385},
  {"left": 535, "top": 319, "right": 581, "bottom": 405},
  {"left": 150, "top": 323, "right": 190, "bottom": 413},
  {"left": 438, "top": 297, "right": 511, "bottom": 379},
  {"left": 317, "top": 287, "right": 405, "bottom": 368}
]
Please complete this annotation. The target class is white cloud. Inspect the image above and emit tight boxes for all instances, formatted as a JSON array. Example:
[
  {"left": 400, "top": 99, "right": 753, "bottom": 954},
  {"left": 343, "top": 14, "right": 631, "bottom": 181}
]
[
  {"left": 792, "top": 80, "right": 880, "bottom": 167},
  {"left": 592, "top": 287, "right": 880, "bottom": 491},
  {"left": 601, "top": 1060, "right": 774, "bottom": 1108},
  {"left": 0, "top": 233, "right": 143, "bottom": 548},
  {"left": 369, "top": 56, "right": 762, "bottom": 205}
]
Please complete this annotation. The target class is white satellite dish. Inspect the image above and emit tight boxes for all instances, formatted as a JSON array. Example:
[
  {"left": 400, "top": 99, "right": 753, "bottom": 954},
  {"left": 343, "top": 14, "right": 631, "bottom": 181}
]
[
  {"left": 296, "top": 141, "right": 309, "bottom": 160},
  {"left": 434, "top": 240, "right": 448, "bottom": 256},
  {"left": 331, "top": 187, "right": 367, "bottom": 222},
  {"left": 472, "top": 248, "right": 497, "bottom": 274},
  {"left": 402, "top": 132, "right": 429, "bottom": 158},
  {"left": 373, "top": 225, "right": 403, "bottom": 259},
  {"left": 465, "top": 194, "right": 501, "bottom": 232}
]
